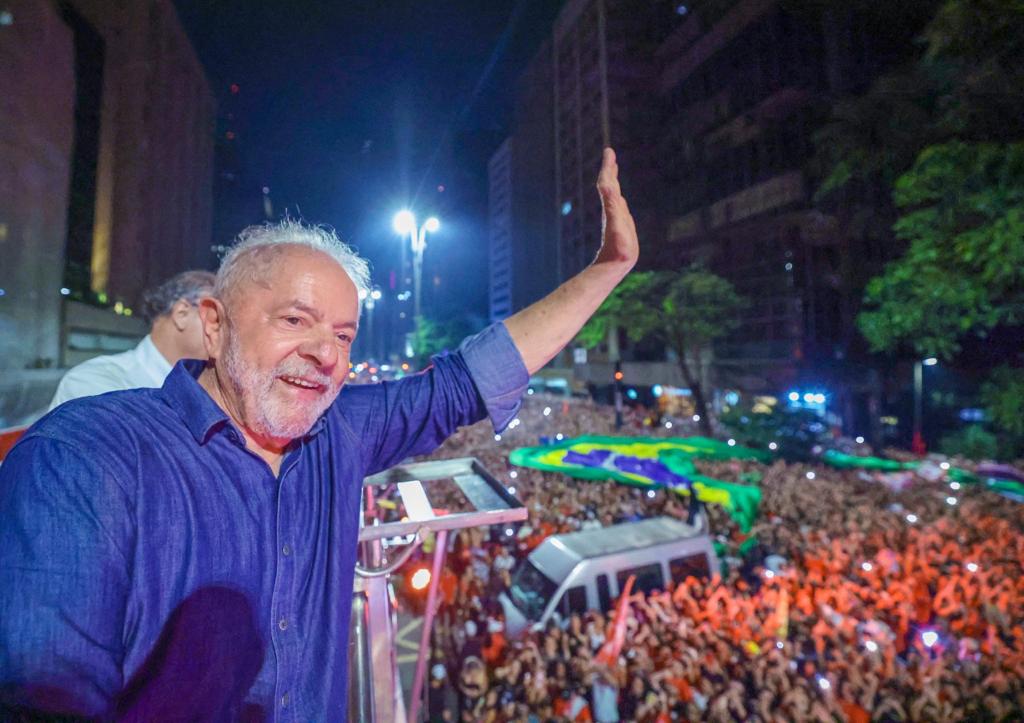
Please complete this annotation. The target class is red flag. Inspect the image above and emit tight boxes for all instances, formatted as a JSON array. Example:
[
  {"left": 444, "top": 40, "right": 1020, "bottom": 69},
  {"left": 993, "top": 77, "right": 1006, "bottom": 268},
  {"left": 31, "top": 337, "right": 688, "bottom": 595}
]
[{"left": 596, "top": 575, "right": 635, "bottom": 666}]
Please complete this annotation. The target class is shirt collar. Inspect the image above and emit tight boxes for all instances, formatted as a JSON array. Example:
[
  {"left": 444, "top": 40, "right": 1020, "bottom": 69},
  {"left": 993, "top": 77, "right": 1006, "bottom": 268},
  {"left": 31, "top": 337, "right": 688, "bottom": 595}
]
[
  {"left": 136, "top": 335, "right": 174, "bottom": 386},
  {"left": 159, "top": 359, "right": 331, "bottom": 445},
  {"left": 160, "top": 360, "right": 232, "bottom": 444}
]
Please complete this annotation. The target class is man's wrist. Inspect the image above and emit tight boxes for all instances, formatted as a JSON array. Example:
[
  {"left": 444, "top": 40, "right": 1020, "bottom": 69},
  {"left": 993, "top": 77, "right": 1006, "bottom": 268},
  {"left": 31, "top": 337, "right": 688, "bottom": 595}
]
[{"left": 593, "top": 246, "right": 638, "bottom": 270}]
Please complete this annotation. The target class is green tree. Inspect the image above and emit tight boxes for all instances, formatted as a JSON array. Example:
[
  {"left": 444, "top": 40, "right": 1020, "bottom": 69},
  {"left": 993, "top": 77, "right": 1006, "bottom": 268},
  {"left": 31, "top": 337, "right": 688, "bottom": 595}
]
[
  {"left": 980, "top": 366, "right": 1024, "bottom": 456},
  {"left": 858, "top": 141, "right": 1024, "bottom": 358},
  {"left": 938, "top": 425, "right": 1000, "bottom": 461},
  {"left": 813, "top": 0, "right": 1024, "bottom": 359},
  {"left": 576, "top": 266, "right": 745, "bottom": 435},
  {"left": 409, "top": 315, "right": 478, "bottom": 365}
]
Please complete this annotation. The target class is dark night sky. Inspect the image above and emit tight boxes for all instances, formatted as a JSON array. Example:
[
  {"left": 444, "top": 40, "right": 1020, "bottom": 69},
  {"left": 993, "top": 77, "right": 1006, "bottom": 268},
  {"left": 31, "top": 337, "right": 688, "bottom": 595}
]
[{"left": 173, "top": 0, "right": 561, "bottom": 319}]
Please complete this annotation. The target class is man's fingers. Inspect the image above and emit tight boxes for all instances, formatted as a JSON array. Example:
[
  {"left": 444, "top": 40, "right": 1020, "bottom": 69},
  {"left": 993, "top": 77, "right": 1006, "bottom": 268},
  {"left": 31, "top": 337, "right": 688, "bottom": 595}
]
[{"left": 597, "top": 147, "right": 620, "bottom": 201}]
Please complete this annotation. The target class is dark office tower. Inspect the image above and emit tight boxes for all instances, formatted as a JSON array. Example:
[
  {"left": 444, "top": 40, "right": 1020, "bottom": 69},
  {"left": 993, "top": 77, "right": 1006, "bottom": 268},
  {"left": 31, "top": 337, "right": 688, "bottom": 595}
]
[
  {"left": 488, "top": 39, "right": 559, "bottom": 324},
  {"left": 654, "top": 0, "right": 928, "bottom": 398},
  {"left": 488, "top": 139, "right": 513, "bottom": 323},
  {"left": 552, "top": 0, "right": 663, "bottom": 282},
  {"left": 510, "top": 39, "right": 560, "bottom": 312}
]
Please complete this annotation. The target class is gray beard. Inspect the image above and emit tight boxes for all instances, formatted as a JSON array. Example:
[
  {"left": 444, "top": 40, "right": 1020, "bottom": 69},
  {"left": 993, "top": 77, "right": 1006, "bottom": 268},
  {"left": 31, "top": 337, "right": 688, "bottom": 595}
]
[{"left": 222, "top": 330, "right": 340, "bottom": 440}]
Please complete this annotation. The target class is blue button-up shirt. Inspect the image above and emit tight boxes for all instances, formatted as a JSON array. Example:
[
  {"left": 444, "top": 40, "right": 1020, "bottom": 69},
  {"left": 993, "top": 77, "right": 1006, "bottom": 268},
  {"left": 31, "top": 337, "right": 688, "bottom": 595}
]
[{"left": 0, "top": 323, "right": 527, "bottom": 720}]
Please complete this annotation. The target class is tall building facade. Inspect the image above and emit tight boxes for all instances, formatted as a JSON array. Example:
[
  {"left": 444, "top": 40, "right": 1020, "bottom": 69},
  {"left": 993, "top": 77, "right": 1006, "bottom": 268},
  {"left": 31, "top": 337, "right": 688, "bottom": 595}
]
[
  {"left": 0, "top": 0, "right": 215, "bottom": 373},
  {"left": 487, "top": 40, "right": 559, "bottom": 324},
  {"left": 552, "top": 0, "right": 663, "bottom": 281},
  {"left": 654, "top": 0, "right": 927, "bottom": 414},
  {"left": 492, "top": 0, "right": 931, "bottom": 427},
  {"left": 487, "top": 139, "right": 513, "bottom": 323}
]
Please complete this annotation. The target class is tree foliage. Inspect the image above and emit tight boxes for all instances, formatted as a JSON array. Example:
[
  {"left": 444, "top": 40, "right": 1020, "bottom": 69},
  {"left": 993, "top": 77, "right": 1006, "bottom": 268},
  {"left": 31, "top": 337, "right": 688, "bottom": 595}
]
[
  {"left": 980, "top": 366, "right": 1024, "bottom": 454},
  {"left": 577, "top": 266, "right": 745, "bottom": 432},
  {"left": 410, "top": 315, "right": 478, "bottom": 363},
  {"left": 858, "top": 141, "right": 1024, "bottom": 357},
  {"left": 938, "top": 424, "right": 1000, "bottom": 461},
  {"left": 810, "top": 0, "right": 1024, "bottom": 358},
  {"left": 577, "top": 267, "right": 745, "bottom": 356}
]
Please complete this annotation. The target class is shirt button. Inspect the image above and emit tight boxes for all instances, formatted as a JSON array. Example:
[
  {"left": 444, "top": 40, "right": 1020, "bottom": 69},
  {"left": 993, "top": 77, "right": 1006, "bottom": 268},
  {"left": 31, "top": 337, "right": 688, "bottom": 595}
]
[
  {"left": 281, "top": 692, "right": 289, "bottom": 708},
  {"left": 278, "top": 617, "right": 289, "bottom": 631},
  {"left": 282, "top": 544, "right": 291, "bottom": 556}
]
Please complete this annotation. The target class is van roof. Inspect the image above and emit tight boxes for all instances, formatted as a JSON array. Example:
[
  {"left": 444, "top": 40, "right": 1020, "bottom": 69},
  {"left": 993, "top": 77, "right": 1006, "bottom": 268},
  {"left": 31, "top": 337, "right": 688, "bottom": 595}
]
[
  {"left": 557, "top": 516, "right": 702, "bottom": 557},
  {"left": 530, "top": 516, "right": 705, "bottom": 580}
]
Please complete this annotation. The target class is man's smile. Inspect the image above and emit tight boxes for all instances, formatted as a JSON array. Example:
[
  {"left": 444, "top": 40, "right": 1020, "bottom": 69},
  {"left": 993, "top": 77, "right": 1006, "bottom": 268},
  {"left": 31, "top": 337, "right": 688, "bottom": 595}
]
[{"left": 279, "top": 374, "right": 327, "bottom": 391}]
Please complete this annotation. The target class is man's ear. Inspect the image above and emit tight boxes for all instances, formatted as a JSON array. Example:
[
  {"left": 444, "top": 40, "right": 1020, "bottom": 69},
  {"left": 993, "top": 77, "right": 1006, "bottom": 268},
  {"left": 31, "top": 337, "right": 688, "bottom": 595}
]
[
  {"left": 198, "top": 297, "right": 227, "bottom": 359},
  {"left": 169, "top": 299, "right": 194, "bottom": 332}
]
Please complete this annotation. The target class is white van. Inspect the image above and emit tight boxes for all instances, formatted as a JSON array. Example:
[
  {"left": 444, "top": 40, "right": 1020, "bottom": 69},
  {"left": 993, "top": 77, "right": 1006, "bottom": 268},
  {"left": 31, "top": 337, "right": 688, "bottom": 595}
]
[{"left": 499, "top": 515, "right": 718, "bottom": 636}]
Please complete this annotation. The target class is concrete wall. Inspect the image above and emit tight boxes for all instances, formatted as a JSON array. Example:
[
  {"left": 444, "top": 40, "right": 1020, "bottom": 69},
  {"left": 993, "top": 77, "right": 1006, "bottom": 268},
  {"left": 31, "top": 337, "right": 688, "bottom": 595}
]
[
  {"left": 0, "top": 0, "right": 76, "bottom": 371},
  {"left": 62, "top": 299, "right": 147, "bottom": 367}
]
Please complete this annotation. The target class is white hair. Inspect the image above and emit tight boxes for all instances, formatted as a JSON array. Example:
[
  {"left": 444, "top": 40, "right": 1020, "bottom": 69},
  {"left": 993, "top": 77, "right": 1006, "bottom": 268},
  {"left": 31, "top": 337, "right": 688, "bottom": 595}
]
[{"left": 215, "top": 220, "right": 371, "bottom": 308}]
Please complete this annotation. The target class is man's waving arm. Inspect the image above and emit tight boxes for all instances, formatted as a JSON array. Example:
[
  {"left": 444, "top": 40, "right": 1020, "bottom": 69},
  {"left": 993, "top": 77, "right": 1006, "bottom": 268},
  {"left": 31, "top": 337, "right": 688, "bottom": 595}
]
[{"left": 503, "top": 148, "right": 638, "bottom": 373}]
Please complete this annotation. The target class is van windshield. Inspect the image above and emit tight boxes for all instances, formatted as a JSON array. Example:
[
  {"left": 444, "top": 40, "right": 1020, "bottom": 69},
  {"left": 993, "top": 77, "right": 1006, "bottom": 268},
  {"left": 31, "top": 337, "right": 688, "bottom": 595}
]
[{"left": 509, "top": 559, "right": 558, "bottom": 620}]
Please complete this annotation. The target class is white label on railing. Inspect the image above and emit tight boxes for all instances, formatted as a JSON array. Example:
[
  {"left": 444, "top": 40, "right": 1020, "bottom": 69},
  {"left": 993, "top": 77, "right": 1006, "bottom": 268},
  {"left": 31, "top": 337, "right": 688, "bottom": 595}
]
[{"left": 397, "top": 480, "right": 435, "bottom": 521}]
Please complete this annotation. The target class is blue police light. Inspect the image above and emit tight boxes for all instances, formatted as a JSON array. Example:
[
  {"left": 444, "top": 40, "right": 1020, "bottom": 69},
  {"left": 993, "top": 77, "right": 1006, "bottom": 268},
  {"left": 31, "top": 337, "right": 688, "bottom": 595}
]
[
  {"left": 626, "top": 388, "right": 638, "bottom": 400},
  {"left": 652, "top": 384, "right": 663, "bottom": 397}
]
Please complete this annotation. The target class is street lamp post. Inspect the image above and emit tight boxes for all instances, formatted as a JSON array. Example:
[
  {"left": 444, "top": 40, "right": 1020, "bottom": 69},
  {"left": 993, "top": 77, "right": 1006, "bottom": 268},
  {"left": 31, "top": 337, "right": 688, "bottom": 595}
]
[
  {"left": 392, "top": 211, "right": 440, "bottom": 323},
  {"left": 912, "top": 357, "right": 938, "bottom": 455},
  {"left": 358, "top": 288, "right": 383, "bottom": 360}
]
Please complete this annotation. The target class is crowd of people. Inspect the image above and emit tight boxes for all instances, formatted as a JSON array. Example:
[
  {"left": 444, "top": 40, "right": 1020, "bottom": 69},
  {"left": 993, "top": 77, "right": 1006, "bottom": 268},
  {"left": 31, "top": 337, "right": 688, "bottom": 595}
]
[{"left": 389, "top": 394, "right": 1024, "bottom": 722}]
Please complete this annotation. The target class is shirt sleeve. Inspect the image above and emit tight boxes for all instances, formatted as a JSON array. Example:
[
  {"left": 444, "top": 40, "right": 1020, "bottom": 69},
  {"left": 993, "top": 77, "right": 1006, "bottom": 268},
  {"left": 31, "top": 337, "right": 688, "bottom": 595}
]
[
  {"left": 350, "top": 322, "right": 528, "bottom": 476},
  {"left": 0, "top": 436, "right": 134, "bottom": 717},
  {"left": 457, "top": 322, "right": 529, "bottom": 431}
]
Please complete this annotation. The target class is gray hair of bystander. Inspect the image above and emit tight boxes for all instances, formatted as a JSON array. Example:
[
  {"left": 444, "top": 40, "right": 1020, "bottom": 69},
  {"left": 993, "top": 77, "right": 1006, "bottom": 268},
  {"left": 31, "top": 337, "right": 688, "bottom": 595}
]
[
  {"left": 140, "top": 270, "right": 217, "bottom": 324},
  {"left": 214, "top": 219, "right": 372, "bottom": 312}
]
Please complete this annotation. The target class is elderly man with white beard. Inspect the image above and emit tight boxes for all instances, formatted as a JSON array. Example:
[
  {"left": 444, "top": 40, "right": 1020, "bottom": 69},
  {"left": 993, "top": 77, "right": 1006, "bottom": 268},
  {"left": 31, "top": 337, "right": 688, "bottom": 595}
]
[{"left": 0, "top": 149, "right": 639, "bottom": 719}]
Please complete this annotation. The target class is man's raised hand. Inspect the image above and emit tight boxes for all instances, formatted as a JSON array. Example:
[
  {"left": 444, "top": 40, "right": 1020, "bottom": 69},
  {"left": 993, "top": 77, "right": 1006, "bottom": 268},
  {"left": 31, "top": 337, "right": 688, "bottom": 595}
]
[
  {"left": 595, "top": 147, "right": 639, "bottom": 269},
  {"left": 503, "top": 148, "right": 640, "bottom": 373}
]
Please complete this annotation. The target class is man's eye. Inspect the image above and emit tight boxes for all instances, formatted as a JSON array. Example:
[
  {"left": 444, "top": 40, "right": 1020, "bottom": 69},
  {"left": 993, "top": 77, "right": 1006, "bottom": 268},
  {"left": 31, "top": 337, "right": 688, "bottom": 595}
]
[
  {"left": 337, "top": 333, "right": 352, "bottom": 343},
  {"left": 284, "top": 316, "right": 302, "bottom": 326}
]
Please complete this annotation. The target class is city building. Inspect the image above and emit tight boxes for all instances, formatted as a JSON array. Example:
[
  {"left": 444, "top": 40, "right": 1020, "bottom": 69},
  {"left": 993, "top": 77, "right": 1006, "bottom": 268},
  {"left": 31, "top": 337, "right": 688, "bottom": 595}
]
[
  {"left": 491, "top": 0, "right": 932, "bottom": 429},
  {"left": 653, "top": 0, "right": 929, "bottom": 426},
  {"left": 488, "top": 40, "right": 559, "bottom": 325},
  {"left": 487, "top": 139, "right": 513, "bottom": 323},
  {"left": 552, "top": 0, "right": 662, "bottom": 282},
  {"left": 1, "top": 0, "right": 214, "bottom": 421}
]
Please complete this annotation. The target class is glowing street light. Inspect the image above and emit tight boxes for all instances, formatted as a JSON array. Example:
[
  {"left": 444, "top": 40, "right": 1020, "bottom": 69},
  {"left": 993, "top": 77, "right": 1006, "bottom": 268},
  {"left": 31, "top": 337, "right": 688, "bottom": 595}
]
[
  {"left": 393, "top": 210, "right": 416, "bottom": 237},
  {"left": 392, "top": 210, "right": 440, "bottom": 322}
]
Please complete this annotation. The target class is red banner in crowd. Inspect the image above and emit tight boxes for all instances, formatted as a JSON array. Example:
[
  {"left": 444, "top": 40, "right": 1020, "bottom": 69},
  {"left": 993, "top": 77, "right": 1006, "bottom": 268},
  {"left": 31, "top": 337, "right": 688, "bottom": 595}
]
[{"left": 596, "top": 574, "right": 635, "bottom": 666}]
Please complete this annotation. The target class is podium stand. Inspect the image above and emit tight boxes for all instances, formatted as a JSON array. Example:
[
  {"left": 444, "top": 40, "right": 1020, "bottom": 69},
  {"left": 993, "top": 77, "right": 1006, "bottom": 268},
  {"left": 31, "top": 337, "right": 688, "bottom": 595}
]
[{"left": 349, "top": 458, "right": 527, "bottom": 722}]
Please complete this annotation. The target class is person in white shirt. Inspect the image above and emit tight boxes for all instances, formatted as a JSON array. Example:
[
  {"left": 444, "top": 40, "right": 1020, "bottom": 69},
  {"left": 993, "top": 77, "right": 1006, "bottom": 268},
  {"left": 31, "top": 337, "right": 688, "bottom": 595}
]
[{"left": 48, "top": 270, "right": 215, "bottom": 410}]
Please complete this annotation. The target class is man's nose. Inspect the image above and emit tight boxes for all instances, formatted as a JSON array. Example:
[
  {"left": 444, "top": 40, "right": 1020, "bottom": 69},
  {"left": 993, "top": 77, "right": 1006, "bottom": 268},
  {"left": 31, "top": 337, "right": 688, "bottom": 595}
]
[{"left": 298, "top": 329, "right": 338, "bottom": 369}]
